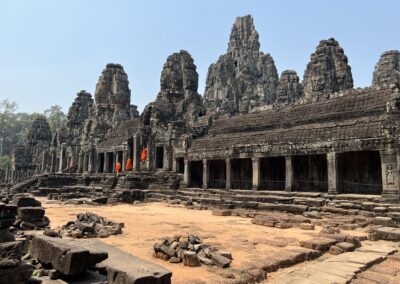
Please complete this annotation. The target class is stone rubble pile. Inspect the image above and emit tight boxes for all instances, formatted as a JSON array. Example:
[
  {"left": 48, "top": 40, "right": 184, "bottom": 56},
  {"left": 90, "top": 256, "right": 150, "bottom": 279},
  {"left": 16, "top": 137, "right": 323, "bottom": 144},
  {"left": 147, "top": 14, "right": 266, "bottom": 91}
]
[
  {"left": 60, "top": 212, "right": 123, "bottom": 238},
  {"left": 0, "top": 202, "right": 34, "bottom": 283},
  {"left": 12, "top": 194, "right": 50, "bottom": 231},
  {"left": 154, "top": 233, "right": 232, "bottom": 268}
]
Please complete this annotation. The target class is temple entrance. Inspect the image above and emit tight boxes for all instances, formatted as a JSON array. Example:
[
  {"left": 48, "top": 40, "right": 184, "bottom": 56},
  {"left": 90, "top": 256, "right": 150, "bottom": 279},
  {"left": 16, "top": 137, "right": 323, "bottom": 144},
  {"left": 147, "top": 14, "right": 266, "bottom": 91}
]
[
  {"left": 189, "top": 160, "right": 202, "bottom": 187},
  {"left": 260, "top": 156, "right": 285, "bottom": 190},
  {"left": 338, "top": 151, "right": 382, "bottom": 194},
  {"left": 156, "top": 146, "right": 164, "bottom": 169},
  {"left": 176, "top": 158, "right": 184, "bottom": 174},
  {"left": 117, "top": 151, "right": 123, "bottom": 163},
  {"left": 128, "top": 138, "right": 133, "bottom": 160},
  {"left": 208, "top": 160, "right": 226, "bottom": 189},
  {"left": 98, "top": 153, "right": 104, "bottom": 173},
  {"left": 293, "top": 154, "right": 328, "bottom": 192},
  {"left": 107, "top": 152, "right": 114, "bottom": 173},
  {"left": 232, "top": 158, "right": 252, "bottom": 190},
  {"left": 84, "top": 154, "right": 89, "bottom": 172}
]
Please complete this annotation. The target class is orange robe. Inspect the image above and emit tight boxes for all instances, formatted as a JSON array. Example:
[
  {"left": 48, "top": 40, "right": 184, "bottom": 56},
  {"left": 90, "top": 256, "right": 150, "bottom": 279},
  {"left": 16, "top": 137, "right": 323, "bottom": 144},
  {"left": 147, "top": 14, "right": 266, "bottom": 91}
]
[
  {"left": 116, "top": 162, "right": 122, "bottom": 173},
  {"left": 126, "top": 158, "right": 133, "bottom": 171},
  {"left": 141, "top": 148, "right": 148, "bottom": 161}
]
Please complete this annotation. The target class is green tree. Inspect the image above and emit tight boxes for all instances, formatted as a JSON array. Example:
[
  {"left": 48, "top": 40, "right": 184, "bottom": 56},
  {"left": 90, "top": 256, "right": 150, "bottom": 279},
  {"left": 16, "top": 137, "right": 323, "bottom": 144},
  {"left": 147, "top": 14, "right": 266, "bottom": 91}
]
[
  {"left": 0, "top": 99, "right": 18, "bottom": 156},
  {"left": 0, "top": 155, "right": 11, "bottom": 170},
  {"left": 43, "top": 105, "right": 67, "bottom": 134}
]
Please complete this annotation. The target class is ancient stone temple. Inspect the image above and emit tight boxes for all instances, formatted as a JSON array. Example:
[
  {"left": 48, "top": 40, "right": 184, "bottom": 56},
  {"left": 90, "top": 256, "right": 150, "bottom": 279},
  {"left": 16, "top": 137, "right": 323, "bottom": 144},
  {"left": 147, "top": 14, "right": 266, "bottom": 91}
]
[
  {"left": 203, "top": 15, "right": 279, "bottom": 116},
  {"left": 4, "top": 15, "right": 400, "bottom": 203}
]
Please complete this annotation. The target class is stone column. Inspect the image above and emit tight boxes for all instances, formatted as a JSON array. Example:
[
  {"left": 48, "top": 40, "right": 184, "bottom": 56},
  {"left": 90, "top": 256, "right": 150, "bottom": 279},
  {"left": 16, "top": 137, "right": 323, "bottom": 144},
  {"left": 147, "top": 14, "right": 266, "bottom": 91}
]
[
  {"left": 51, "top": 150, "right": 57, "bottom": 173},
  {"left": 285, "top": 156, "right": 293, "bottom": 192},
  {"left": 59, "top": 149, "right": 64, "bottom": 172},
  {"left": 133, "top": 135, "right": 141, "bottom": 172},
  {"left": 88, "top": 150, "right": 95, "bottom": 173},
  {"left": 77, "top": 153, "right": 82, "bottom": 173},
  {"left": 147, "top": 139, "right": 154, "bottom": 171},
  {"left": 112, "top": 152, "right": 117, "bottom": 173},
  {"left": 172, "top": 158, "right": 177, "bottom": 172},
  {"left": 202, "top": 159, "right": 208, "bottom": 189},
  {"left": 164, "top": 146, "right": 172, "bottom": 171},
  {"left": 381, "top": 149, "right": 399, "bottom": 198},
  {"left": 327, "top": 152, "right": 339, "bottom": 195},
  {"left": 184, "top": 159, "right": 190, "bottom": 186},
  {"left": 41, "top": 150, "right": 48, "bottom": 173},
  {"left": 122, "top": 150, "right": 127, "bottom": 173},
  {"left": 83, "top": 154, "right": 88, "bottom": 173},
  {"left": 104, "top": 153, "right": 109, "bottom": 173},
  {"left": 252, "top": 157, "right": 260, "bottom": 190},
  {"left": 226, "top": 158, "right": 232, "bottom": 190}
]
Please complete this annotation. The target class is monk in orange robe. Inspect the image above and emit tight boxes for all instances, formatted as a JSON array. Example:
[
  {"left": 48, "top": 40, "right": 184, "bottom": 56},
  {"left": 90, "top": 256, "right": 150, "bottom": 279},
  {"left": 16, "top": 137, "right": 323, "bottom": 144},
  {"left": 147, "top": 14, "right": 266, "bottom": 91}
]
[
  {"left": 116, "top": 161, "right": 122, "bottom": 173},
  {"left": 126, "top": 157, "right": 133, "bottom": 171},
  {"left": 141, "top": 146, "right": 148, "bottom": 162}
]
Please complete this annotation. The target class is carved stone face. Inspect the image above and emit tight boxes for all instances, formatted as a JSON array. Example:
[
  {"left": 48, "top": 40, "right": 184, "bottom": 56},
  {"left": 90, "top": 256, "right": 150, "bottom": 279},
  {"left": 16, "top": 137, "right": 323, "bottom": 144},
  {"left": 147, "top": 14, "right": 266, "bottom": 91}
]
[{"left": 312, "top": 73, "right": 326, "bottom": 91}]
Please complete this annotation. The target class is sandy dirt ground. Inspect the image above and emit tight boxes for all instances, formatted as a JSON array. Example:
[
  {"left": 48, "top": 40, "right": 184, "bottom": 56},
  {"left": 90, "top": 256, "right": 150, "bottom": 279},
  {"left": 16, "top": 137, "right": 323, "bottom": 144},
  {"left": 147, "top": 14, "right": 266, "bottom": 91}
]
[{"left": 38, "top": 198, "right": 367, "bottom": 284}]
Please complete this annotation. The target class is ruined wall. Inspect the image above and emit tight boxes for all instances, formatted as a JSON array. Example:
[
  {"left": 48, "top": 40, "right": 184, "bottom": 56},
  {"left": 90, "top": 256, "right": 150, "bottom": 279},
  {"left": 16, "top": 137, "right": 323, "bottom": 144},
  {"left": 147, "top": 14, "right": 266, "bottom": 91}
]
[
  {"left": 26, "top": 117, "right": 52, "bottom": 166},
  {"left": 203, "top": 15, "right": 278, "bottom": 116},
  {"left": 303, "top": 38, "right": 353, "bottom": 100}
]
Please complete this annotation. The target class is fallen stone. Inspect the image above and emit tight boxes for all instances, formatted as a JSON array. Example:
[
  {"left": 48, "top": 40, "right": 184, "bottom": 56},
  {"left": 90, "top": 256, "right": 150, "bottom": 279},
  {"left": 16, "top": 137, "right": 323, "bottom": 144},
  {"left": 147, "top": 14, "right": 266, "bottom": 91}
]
[
  {"left": 300, "top": 223, "right": 315, "bottom": 230},
  {"left": 212, "top": 209, "right": 231, "bottom": 216},
  {"left": 0, "top": 241, "right": 22, "bottom": 268},
  {"left": 300, "top": 237, "right": 338, "bottom": 251},
  {"left": 329, "top": 245, "right": 345, "bottom": 255},
  {"left": 210, "top": 252, "right": 231, "bottom": 268},
  {"left": 373, "top": 216, "right": 396, "bottom": 227},
  {"left": 336, "top": 242, "right": 355, "bottom": 252},
  {"left": 183, "top": 251, "right": 201, "bottom": 267},
  {"left": 26, "top": 235, "right": 108, "bottom": 275}
]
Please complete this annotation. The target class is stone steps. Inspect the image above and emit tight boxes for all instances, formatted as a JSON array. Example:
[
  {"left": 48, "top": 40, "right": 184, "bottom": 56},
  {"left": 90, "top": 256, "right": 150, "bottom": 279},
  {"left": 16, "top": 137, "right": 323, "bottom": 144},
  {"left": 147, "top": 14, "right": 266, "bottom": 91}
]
[{"left": 270, "top": 243, "right": 397, "bottom": 284}]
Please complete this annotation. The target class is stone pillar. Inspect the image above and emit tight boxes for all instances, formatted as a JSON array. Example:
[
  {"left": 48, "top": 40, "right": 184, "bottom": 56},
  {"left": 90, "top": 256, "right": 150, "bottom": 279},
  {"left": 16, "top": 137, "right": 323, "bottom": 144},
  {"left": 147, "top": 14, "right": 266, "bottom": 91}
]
[
  {"left": 226, "top": 158, "right": 232, "bottom": 190},
  {"left": 164, "top": 146, "right": 172, "bottom": 171},
  {"left": 88, "top": 150, "right": 95, "bottom": 173},
  {"left": 285, "top": 156, "right": 293, "bottom": 192},
  {"left": 172, "top": 158, "right": 177, "bottom": 172},
  {"left": 133, "top": 135, "right": 141, "bottom": 172},
  {"left": 122, "top": 150, "right": 127, "bottom": 173},
  {"left": 327, "top": 152, "right": 339, "bottom": 195},
  {"left": 202, "top": 159, "right": 208, "bottom": 189},
  {"left": 104, "top": 153, "right": 109, "bottom": 173},
  {"left": 147, "top": 139, "right": 153, "bottom": 171},
  {"left": 77, "top": 153, "right": 82, "bottom": 173},
  {"left": 252, "top": 157, "right": 260, "bottom": 190},
  {"left": 112, "top": 152, "right": 117, "bottom": 173},
  {"left": 381, "top": 149, "right": 399, "bottom": 198},
  {"left": 83, "top": 154, "right": 88, "bottom": 173},
  {"left": 41, "top": 150, "right": 48, "bottom": 173},
  {"left": 184, "top": 159, "right": 190, "bottom": 186},
  {"left": 51, "top": 150, "right": 57, "bottom": 173}
]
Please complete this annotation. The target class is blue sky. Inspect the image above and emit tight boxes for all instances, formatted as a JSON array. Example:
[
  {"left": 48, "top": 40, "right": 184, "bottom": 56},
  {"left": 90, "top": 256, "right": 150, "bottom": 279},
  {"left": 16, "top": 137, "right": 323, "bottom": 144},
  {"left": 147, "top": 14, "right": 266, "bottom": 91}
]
[{"left": 1, "top": 0, "right": 399, "bottom": 113}]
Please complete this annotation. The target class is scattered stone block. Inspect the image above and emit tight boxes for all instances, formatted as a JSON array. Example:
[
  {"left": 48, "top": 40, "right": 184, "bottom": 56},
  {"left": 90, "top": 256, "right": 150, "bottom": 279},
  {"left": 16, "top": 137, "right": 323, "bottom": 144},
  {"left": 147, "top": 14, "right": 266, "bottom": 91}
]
[
  {"left": 300, "top": 237, "right": 338, "bottom": 251},
  {"left": 212, "top": 209, "right": 231, "bottom": 216},
  {"left": 210, "top": 252, "right": 231, "bottom": 268},
  {"left": 183, "top": 251, "right": 201, "bottom": 267},
  {"left": 300, "top": 223, "right": 315, "bottom": 230},
  {"left": 374, "top": 217, "right": 396, "bottom": 227}
]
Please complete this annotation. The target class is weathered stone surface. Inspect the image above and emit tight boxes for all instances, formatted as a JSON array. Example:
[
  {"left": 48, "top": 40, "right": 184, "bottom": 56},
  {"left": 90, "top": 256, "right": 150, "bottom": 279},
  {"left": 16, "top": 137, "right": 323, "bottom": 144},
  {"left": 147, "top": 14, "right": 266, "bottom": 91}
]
[
  {"left": 271, "top": 244, "right": 397, "bottom": 284},
  {"left": 276, "top": 70, "right": 303, "bottom": 104},
  {"left": 0, "top": 241, "right": 22, "bottom": 268},
  {"left": 210, "top": 252, "right": 231, "bottom": 268},
  {"left": 12, "top": 195, "right": 41, "bottom": 207},
  {"left": 303, "top": 38, "right": 353, "bottom": 100},
  {"left": 212, "top": 209, "right": 231, "bottom": 216},
  {"left": 26, "top": 235, "right": 108, "bottom": 275},
  {"left": 300, "top": 237, "right": 338, "bottom": 251},
  {"left": 203, "top": 15, "right": 278, "bottom": 115},
  {"left": 18, "top": 207, "right": 45, "bottom": 221},
  {"left": 372, "top": 50, "right": 400, "bottom": 87},
  {"left": 183, "top": 251, "right": 201, "bottom": 267},
  {"left": 0, "top": 263, "right": 33, "bottom": 284},
  {"left": 300, "top": 223, "right": 315, "bottom": 230},
  {"left": 142, "top": 50, "right": 204, "bottom": 126}
]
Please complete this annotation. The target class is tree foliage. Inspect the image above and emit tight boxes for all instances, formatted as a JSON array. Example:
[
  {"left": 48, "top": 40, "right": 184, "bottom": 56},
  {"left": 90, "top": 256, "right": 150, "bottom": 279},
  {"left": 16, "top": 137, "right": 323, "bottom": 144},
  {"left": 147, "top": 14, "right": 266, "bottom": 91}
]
[
  {"left": 0, "top": 100, "right": 67, "bottom": 157},
  {"left": 44, "top": 105, "right": 67, "bottom": 134}
]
